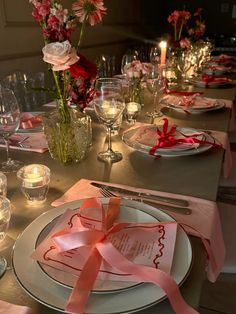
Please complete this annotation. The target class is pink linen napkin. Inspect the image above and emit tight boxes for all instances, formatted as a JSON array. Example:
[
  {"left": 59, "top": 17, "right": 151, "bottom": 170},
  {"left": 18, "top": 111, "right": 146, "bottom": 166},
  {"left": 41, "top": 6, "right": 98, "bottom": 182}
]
[
  {"left": 51, "top": 178, "right": 226, "bottom": 283},
  {"left": 0, "top": 300, "right": 33, "bottom": 314},
  {"left": 210, "top": 130, "right": 232, "bottom": 178},
  {"left": 20, "top": 112, "right": 42, "bottom": 130},
  {"left": 0, "top": 133, "right": 48, "bottom": 153},
  {"left": 224, "top": 99, "right": 236, "bottom": 131}
]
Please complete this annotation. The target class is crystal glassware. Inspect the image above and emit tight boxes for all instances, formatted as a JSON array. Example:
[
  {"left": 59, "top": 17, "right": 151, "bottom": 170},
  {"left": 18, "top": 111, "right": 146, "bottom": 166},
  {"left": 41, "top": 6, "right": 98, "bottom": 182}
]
[
  {"left": 93, "top": 79, "right": 125, "bottom": 163},
  {"left": 0, "top": 87, "right": 23, "bottom": 172},
  {"left": 145, "top": 69, "right": 165, "bottom": 122},
  {"left": 0, "top": 196, "right": 11, "bottom": 243}
]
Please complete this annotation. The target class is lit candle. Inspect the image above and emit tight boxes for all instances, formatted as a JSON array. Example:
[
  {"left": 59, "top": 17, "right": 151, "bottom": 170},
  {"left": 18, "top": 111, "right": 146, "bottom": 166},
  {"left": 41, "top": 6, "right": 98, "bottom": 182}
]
[
  {"left": 17, "top": 164, "right": 50, "bottom": 204},
  {"left": 159, "top": 41, "right": 167, "bottom": 65},
  {"left": 126, "top": 102, "right": 139, "bottom": 114}
]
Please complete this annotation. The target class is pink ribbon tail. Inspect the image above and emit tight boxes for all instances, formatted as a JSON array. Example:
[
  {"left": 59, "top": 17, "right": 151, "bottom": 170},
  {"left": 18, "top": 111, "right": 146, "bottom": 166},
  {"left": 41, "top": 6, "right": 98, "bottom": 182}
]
[
  {"left": 96, "top": 241, "right": 199, "bottom": 314},
  {"left": 65, "top": 248, "right": 102, "bottom": 314}
]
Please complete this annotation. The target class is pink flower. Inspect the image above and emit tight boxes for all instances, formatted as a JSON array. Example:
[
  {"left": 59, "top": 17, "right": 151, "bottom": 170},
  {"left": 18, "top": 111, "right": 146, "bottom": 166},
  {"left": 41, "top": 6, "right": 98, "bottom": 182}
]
[
  {"left": 179, "top": 37, "right": 191, "bottom": 49},
  {"left": 42, "top": 40, "right": 79, "bottom": 71},
  {"left": 72, "top": 0, "right": 107, "bottom": 26}
]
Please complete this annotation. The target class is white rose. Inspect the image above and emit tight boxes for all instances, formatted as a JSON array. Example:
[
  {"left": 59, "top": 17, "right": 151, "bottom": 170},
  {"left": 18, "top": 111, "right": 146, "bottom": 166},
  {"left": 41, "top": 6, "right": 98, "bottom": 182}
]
[{"left": 42, "top": 40, "right": 79, "bottom": 71}]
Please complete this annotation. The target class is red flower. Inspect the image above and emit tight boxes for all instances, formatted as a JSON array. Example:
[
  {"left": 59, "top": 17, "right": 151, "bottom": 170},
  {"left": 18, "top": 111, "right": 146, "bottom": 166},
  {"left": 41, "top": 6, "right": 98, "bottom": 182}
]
[{"left": 69, "top": 54, "right": 97, "bottom": 79}]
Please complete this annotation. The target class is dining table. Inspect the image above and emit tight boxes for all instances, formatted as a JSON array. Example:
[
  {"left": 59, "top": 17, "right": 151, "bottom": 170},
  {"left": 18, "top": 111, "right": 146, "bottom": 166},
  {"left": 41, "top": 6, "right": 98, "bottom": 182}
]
[{"left": 0, "top": 70, "right": 236, "bottom": 314}]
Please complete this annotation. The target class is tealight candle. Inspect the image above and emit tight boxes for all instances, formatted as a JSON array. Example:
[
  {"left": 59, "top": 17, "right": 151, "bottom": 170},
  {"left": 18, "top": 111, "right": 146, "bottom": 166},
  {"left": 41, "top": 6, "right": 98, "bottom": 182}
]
[
  {"left": 126, "top": 102, "right": 139, "bottom": 114},
  {"left": 159, "top": 41, "right": 167, "bottom": 65},
  {"left": 125, "top": 102, "right": 140, "bottom": 124},
  {"left": 17, "top": 164, "right": 50, "bottom": 205}
]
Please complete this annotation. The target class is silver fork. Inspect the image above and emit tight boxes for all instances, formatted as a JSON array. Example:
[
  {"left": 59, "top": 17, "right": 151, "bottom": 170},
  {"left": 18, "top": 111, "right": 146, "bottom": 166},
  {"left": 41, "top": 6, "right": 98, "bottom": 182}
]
[{"left": 99, "top": 187, "right": 191, "bottom": 215}]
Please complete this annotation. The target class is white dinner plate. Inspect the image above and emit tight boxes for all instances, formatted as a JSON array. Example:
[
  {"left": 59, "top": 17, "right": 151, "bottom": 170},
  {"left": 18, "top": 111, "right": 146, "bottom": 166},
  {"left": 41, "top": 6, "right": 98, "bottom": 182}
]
[
  {"left": 189, "top": 77, "right": 232, "bottom": 88},
  {"left": 37, "top": 206, "right": 159, "bottom": 293},
  {"left": 18, "top": 112, "right": 43, "bottom": 133},
  {"left": 12, "top": 198, "right": 192, "bottom": 314},
  {"left": 164, "top": 101, "right": 225, "bottom": 115},
  {"left": 123, "top": 126, "right": 213, "bottom": 157}
]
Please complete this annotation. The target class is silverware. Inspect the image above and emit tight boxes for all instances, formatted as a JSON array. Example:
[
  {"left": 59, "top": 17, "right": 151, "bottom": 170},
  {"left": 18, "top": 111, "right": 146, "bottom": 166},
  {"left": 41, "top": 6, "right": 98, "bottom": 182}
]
[
  {"left": 99, "top": 187, "right": 191, "bottom": 215},
  {"left": 91, "top": 182, "right": 189, "bottom": 207},
  {"left": 0, "top": 257, "right": 7, "bottom": 278}
]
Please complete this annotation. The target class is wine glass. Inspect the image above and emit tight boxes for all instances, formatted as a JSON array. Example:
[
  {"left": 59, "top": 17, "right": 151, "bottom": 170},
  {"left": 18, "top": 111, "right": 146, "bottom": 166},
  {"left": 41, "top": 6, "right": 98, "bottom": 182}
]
[
  {"left": 93, "top": 80, "right": 125, "bottom": 163},
  {"left": 0, "top": 196, "right": 11, "bottom": 277},
  {"left": 145, "top": 68, "right": 165, "bottom": 123},
  {"left": 121, "top": 49, "right": 139, "bottom": 74},
  {"left": 149, "top": 46, "right": 160, "bottom": 67},
  {"left": 0, "top": 87, "right": 23, "bottom": 172}
]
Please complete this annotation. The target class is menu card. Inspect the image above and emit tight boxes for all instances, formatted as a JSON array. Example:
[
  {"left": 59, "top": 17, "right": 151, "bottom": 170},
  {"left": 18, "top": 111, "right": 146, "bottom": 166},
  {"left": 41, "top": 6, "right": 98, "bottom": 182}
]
[{"left": 32, "top": 201, "right": 178, "bottom": 283}]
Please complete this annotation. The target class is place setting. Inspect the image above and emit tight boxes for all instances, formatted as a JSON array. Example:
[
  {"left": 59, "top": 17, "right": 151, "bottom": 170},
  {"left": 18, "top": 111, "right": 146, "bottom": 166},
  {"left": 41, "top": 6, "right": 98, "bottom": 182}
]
[
  {"left": 189, "top": 74, "right": 233, "bottom": 88},
  {"left": 12, "top": 196, "right": 194, "bottom": 314},
  {"left": 122, "top": 118, "right": 222, "bottom": 158},
  {"left": 160, "top": 93, "right": 226, "bottom": 115}
]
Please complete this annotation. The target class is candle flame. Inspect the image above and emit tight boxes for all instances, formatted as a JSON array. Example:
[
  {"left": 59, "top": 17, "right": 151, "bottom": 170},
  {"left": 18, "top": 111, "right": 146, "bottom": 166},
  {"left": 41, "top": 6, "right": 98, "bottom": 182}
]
[{"left": 159, "top": 41, "right": 167, "bottom": 49}]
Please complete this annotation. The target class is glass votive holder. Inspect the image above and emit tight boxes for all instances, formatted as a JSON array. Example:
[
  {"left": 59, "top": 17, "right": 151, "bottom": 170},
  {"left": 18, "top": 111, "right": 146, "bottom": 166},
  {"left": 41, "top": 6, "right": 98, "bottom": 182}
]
[
  {"left": 0, "top": 196, "right": 11, "bottom": 243},
  {"left": 125, "top": 102, "right": 141, "bottom": 124},
  {"left": 17, "top": 164, "right": 50, "bottom": 205},
  {"left": 0, "top": 172, "right": 7, "bottom": 197}
]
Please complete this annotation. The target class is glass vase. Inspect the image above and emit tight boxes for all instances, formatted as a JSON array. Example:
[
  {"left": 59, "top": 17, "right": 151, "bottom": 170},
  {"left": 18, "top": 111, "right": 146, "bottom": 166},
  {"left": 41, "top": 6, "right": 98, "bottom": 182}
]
[
  {"left": 127, "top": 78, "right": 144, "bottom": 107},
  {"left": 42, "top": 107, "right": 92, "bottom": 164}
]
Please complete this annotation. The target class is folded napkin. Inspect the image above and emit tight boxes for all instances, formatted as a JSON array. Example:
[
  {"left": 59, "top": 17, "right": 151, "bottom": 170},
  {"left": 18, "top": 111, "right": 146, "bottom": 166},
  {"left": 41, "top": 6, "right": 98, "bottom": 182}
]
[
  {"left": 20, "top": 112, "right": 42, "bottom": 130},
  {"left": 0, "top": 133, "right": 48, "bottom": 153},
  {"left": 165, "top": 90, "right": 203, "bottom": 96},
  {"left": 51, "top": 178, "right": 225, "bottom": 283},
  {"left": 162, "top": 94, "right": 218, "bottom": 109},
  {"left": 129, "top": 122, "right": 203, "bottom": 151},
  {"left": 201, "top": 74, "right": 232, "bottom": 85},
  {"left": 0, "top": 300, "right": 33, "bottom": 314}
]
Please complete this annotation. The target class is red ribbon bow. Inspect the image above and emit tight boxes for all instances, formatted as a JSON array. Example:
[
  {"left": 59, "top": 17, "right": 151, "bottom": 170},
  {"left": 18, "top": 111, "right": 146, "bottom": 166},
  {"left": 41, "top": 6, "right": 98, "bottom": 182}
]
[
  {"left": 201, "top": 74, "right": 229, "bottom": 86},
  {"left": 149, "top": 118, "right": 222, "bottom": 156}
]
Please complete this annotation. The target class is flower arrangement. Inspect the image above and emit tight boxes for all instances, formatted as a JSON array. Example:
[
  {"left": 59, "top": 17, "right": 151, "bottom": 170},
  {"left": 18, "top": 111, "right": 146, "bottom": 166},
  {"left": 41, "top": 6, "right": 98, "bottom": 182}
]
[
  {"left": 167, "top": 8, "right": 205, "bottom": 48},
  {"left": 29, "top": 0, "right": 107, "bottom": 121},
  {"left": 123, "top": 60, "right": 152, "bottom": 105},
  {"left": 29, "top": 0, "right": 107, "bottom": 163}
]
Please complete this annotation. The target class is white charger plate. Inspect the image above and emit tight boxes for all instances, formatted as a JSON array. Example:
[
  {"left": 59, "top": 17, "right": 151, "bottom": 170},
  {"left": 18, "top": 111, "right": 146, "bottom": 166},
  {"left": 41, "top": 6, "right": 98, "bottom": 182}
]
[
  {"left": 12, "top": 198, "right": 192, "bottom": 314},
  {"left": 123, "top": 126, "right": 213, "bottom": 157},
  {"left": 165, "top": 100, "right": 225, "bottom": 115},
  {"left": 189, "top": 78, "right": 231, "bottom": 88}
]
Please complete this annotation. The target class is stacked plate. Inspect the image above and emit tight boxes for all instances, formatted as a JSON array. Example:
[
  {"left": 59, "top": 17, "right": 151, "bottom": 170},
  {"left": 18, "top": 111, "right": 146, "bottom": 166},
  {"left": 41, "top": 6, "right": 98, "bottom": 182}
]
[
  {"left": 189, "top": 76, "right": 232, "bottom": 88},
  {"left": 123, "top": 125, "right": 215, "bottom": 157},
  {"left": 160, "top": 95, "right": 225, "bottom": 114},
  {"left": 12, "top": 198, "right": 192, "bottom": 313}
]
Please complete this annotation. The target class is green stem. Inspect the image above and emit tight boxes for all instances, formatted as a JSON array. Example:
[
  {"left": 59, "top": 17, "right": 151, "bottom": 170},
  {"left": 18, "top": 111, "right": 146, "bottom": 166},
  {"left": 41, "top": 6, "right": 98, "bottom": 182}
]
[
  {"left": 77, "top": 17, "right": 87, "bottom": 49},
  {"left": 52, "top": 71, "right": 70, "bottom": 122},
  {"left": 178, "top": 22, "right": 183, "bottom": 40}
]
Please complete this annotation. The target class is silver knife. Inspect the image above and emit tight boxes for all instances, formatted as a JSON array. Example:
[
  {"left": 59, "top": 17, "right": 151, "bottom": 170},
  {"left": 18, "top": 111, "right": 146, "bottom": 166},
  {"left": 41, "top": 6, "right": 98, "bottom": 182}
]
[{"left": 91, "top": 182, "right": 189, "bottom": 207}]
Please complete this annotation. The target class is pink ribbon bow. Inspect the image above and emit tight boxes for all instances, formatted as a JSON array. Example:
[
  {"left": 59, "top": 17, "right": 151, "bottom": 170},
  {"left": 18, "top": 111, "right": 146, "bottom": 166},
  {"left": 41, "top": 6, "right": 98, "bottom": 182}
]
[
  {"left": 149, "top": 118, "right": 222, "bottom": 156},
  {"left": 51, "top": 197, "right": 198, "bottom": 314},
  {"left": 20, "top": 113, "right": 42, "bottom": 129}
]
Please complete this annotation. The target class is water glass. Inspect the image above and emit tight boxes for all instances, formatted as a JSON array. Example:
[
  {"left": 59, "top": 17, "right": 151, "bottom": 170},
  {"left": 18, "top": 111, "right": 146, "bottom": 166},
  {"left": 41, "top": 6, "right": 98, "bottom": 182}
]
[
  {"left": 17, "top": 164, "right": 50, "bottom": 205},
  {"left": 0, "top": 196, "right": 11, "bottom": 243},
  {"left": 0, "top": 172, "right": 7, "bottom": 197}
]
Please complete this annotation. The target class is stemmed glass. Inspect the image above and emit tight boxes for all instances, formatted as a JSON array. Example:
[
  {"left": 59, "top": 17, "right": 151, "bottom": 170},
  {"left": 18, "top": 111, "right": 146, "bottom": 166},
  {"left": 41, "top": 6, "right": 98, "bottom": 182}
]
[
  {"left": 121, "top": 50, "right": 139, "bottom": 74},
  {"left": 0, "top": 196, "right": 11, "bottom": 277},
  {"left": 0, "top": 87, "right": 23, "bottom": 172},
  {"left": 93, "top": 79, "right": 125, "bottom": 162},
  {"left": 149, "top": 46, "right": 160, "bottom": 67},
  {"left": 145, "top": 68, "right": 165, "bottom": 122}
]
